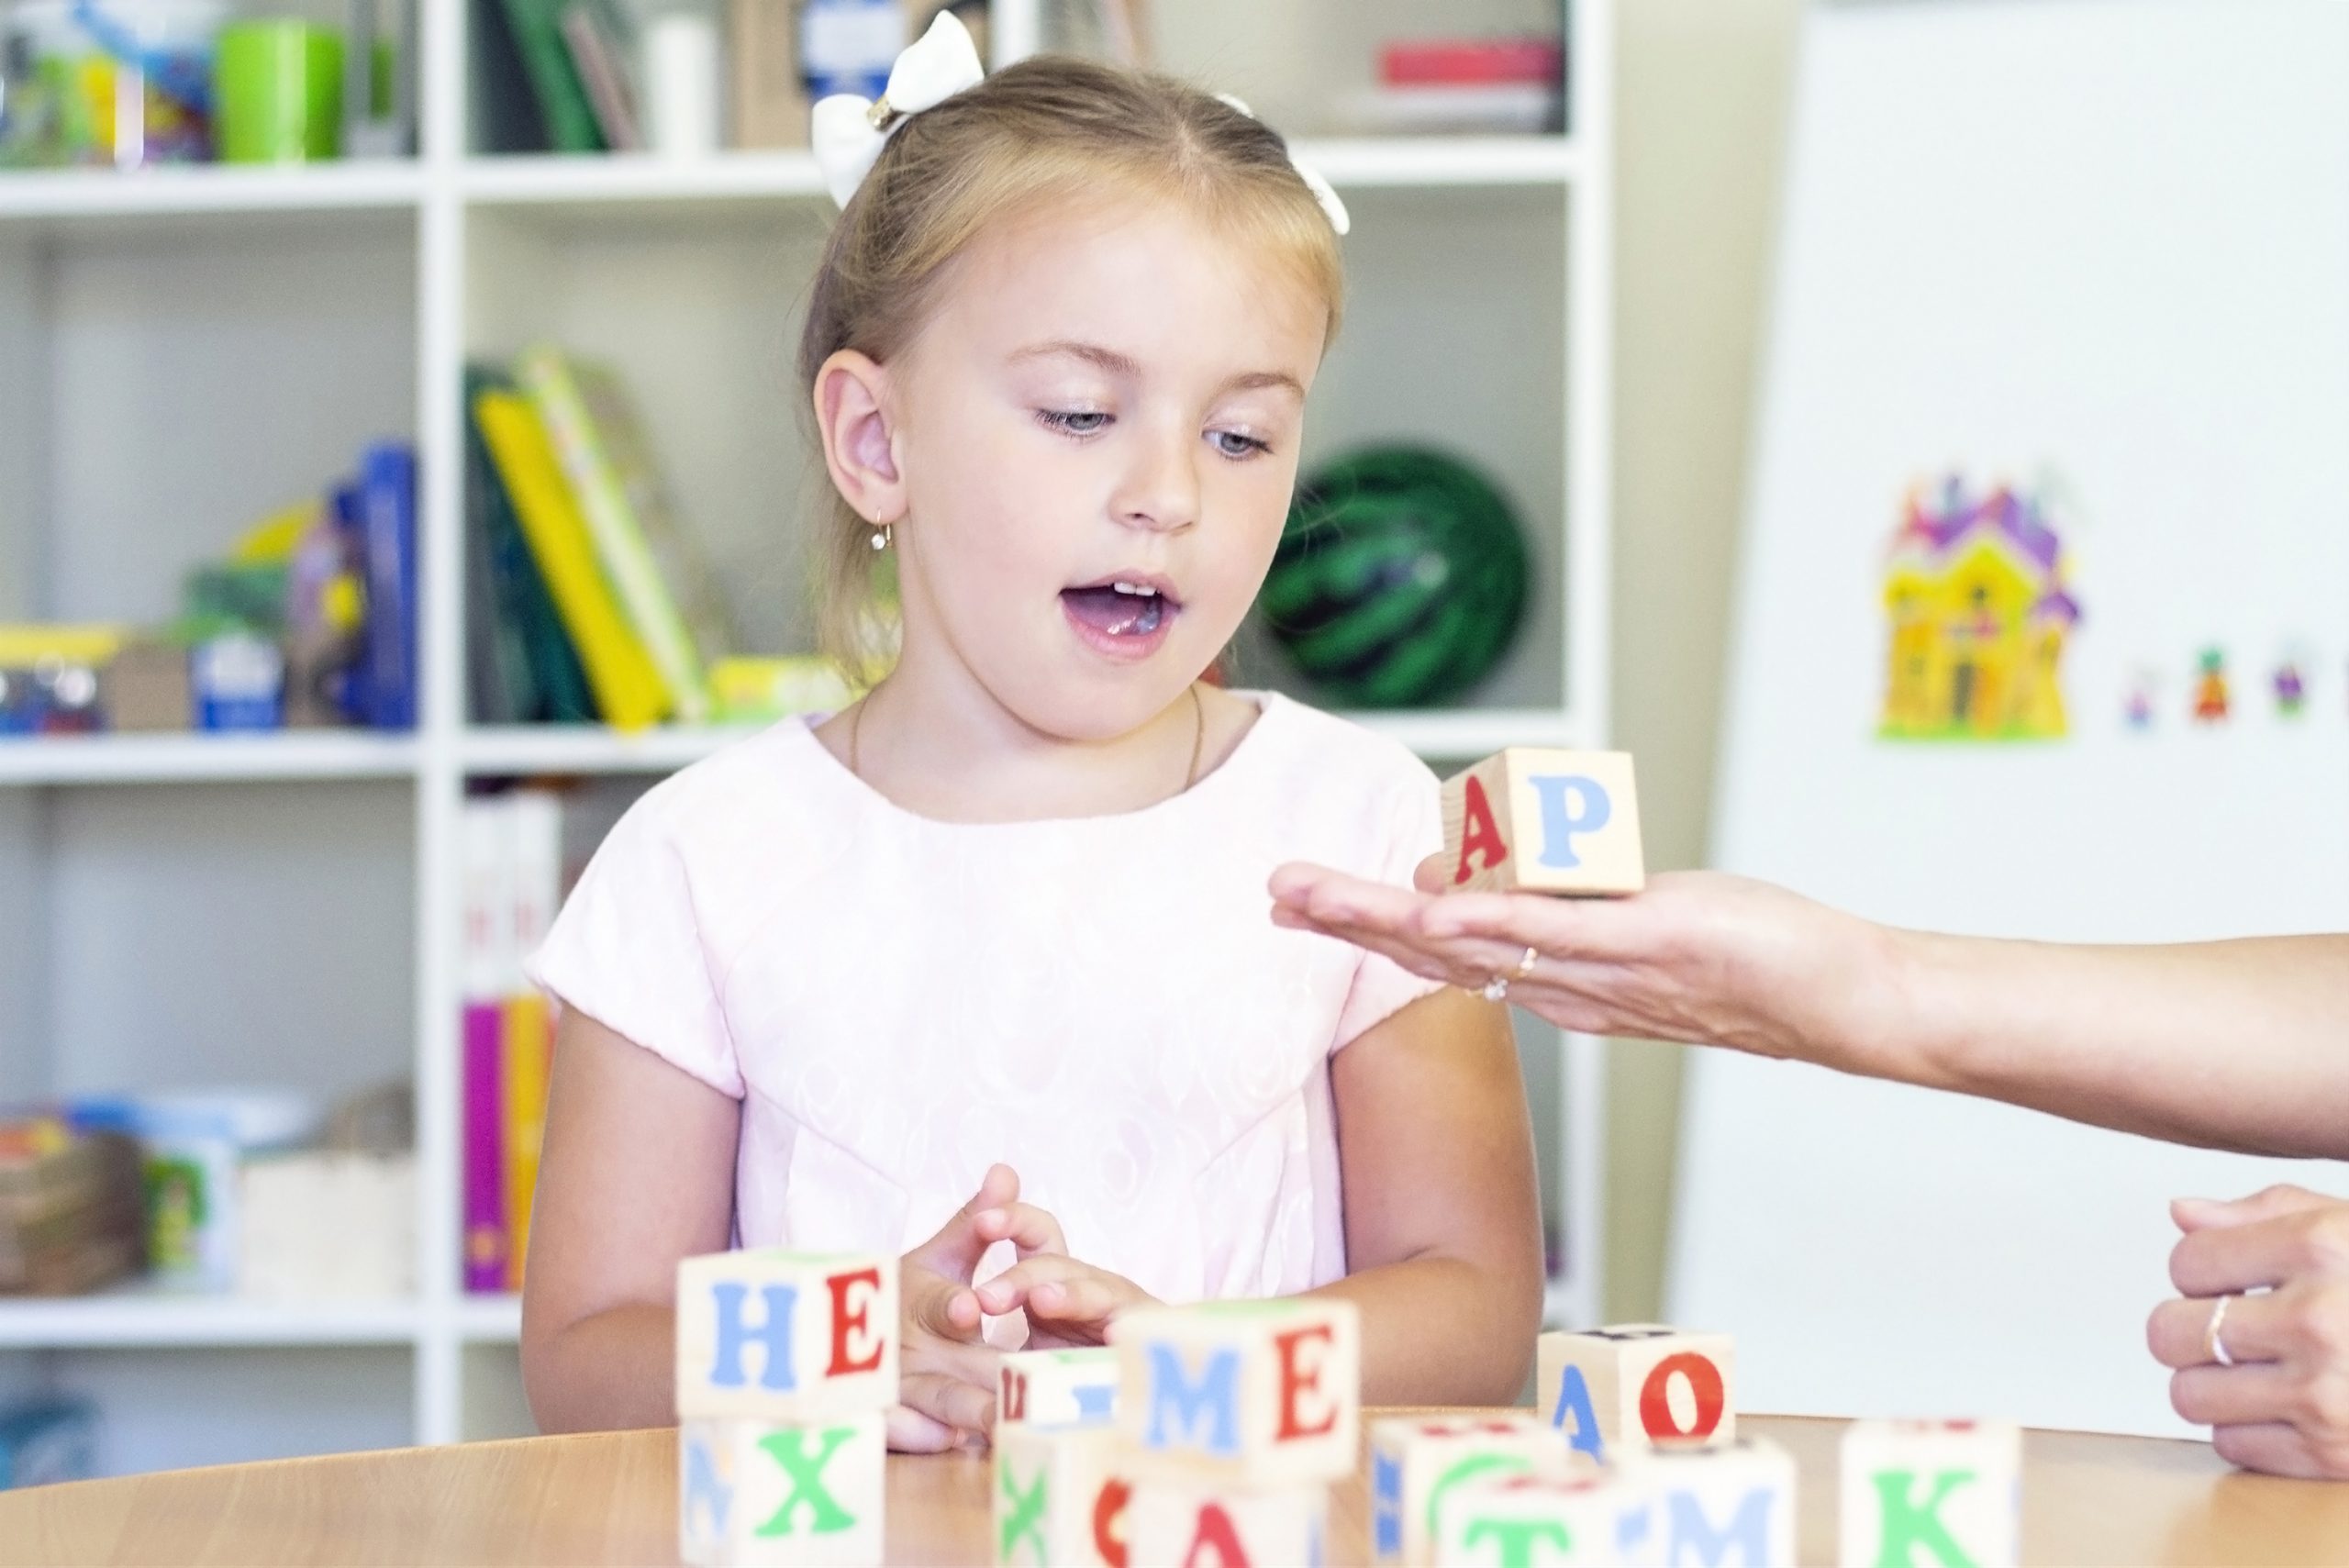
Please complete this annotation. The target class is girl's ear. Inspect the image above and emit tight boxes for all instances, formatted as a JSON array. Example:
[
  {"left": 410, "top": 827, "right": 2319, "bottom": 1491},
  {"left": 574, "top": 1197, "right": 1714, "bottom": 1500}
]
[{"left": 813, "top": 349, "right": 907, "bottom": 527}]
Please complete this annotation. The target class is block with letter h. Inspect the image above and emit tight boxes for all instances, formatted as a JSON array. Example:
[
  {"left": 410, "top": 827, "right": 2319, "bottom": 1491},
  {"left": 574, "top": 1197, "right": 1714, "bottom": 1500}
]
[
  {"left": 1537, "top": 1326, "right": 1736, "bottom": 1465},
  {"left": 1372, "top": 1414, "right": 1581, "bottom": 1565},
  {"left": 998, "top": 1345, "right": 1119, "bottom": 1430},
  {"left": 676, "top": 1250, "right": 897, "bottom": 1566},
  {"left": 1442, "top": 749, "right": 1645, "bottom": 896},
  {"left": 1838, "top": 1420, "right": 2020, "bottom": 1568},
  {"left": 1614, "top": 1438, "right": 1796, "bottom": 1568},
  {"left": 1108, "top": 1297, "right": 1359, "bottom": 1568}
]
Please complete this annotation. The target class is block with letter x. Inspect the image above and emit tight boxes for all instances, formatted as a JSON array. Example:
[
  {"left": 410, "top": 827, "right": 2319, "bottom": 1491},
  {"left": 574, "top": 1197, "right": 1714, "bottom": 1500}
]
[
  {"left": 1840, "top": 1420, "right": 2020, "bottom": 1568},
  {"left": 675, "top": 1250, "right": 897, "bottom": 1420},
  {"left": 1111, "top": 1297, "right": 1361, "bottom": 1488},
  {"left": 1442, "top": 749, "right": 1645, "bottom": 896},
  {"left": 993, "top": 1422, "right": 1128, "bottom": 1567},
  {"left": 680, "top": 1410, "right": 885, "bottom": 1566},
  {"left": 1536, "top": 1325, "right": 1736, "bottom": 1464}
]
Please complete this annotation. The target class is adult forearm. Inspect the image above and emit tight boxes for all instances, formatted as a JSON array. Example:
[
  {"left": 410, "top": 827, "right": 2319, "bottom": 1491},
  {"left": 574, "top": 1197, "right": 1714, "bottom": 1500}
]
[
  {"left": 1306, "top": 1254, "right": 1542, "bottom": 1409},
  {"left": 522, "top": 1302, "right": 677, "bottom": 1434},
  {"left": 1884, "top": 931, "right": 2349, "bottom": 1160}
]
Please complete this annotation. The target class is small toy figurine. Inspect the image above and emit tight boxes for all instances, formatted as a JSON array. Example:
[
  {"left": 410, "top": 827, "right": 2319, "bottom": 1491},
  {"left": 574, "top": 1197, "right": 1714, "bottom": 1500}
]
[
  {"left": 2274, "top": 660, "right": 2307, "bottom": 718},
  {"left": 2192, "top": 649, "right": 2230, "bottom": 724}
]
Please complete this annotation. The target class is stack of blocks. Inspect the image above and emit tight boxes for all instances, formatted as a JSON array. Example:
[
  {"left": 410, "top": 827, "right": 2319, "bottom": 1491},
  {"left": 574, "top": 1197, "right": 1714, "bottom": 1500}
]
[
  {"left": 676, "top": 1250, "right": 899, "bottom": 1566},
  {"left": 995, "top": 1297, "right": 1362, "bottom": 1566}
]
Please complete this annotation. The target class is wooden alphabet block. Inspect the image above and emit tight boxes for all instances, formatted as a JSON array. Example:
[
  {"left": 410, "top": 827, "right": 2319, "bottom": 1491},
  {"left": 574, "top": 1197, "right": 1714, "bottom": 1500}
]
[
  {"left": 679, "top": 1411, "right": 885, "bottom": 1566},
  {"left": 1111, "top": 1297, "right": 1360, "bottom": 1487},
  {"left": 1371, "top": 1414, "right": 1581, "bottom": 1564},
  {"left": 1441, "top": 749, "right": 1645, "bottom": 896},
  {"left": 998, "top": 1345, "right": 1119, "bottom": 1429},
  {"left": 676, "top": 1250, "right": 897, "bottom": 1420},
  {"left": 1432, "top": 1471, "right": 1640, "bottom": 1567},
  {"left": 993, "top": 1423, "right": 1128, "bottom": 1567},
  {"left": 1126, "top": 1477, "right": 1329, "bottom": 1568},
  {"left": 1614, "top": 1439, "right": 1795, "bottom": 1568},
  {"left": 1536, "top": 1326, "right": 1736, "bottom": 1463},
  {"left": 1838, "top": 1420, "right": 2020, "bottom": 1568}
]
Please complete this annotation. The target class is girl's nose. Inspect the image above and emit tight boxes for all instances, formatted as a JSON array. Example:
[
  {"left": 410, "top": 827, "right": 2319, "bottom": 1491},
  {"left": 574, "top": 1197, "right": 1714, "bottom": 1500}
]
[{"left": 1109, "top": 429, "right": 1200, "bottom": 534}]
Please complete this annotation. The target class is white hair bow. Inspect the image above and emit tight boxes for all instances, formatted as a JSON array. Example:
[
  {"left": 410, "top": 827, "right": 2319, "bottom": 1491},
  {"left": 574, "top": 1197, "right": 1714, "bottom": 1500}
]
[
  {"left": 811, "top": 11, "right": 987, "bottom": 209},
  {"left": 1214, "top": 94, "right": 1349, "bottom": 237}
]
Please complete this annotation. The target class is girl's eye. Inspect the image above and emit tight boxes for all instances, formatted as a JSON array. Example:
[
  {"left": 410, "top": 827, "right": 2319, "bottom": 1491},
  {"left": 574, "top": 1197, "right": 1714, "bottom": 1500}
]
[
  {"left": 1212, "top": 429, "right": 1271, "bottom": 460},
  {"left": 1038, "top": 409, "right": 1111, "bottom": 437}
]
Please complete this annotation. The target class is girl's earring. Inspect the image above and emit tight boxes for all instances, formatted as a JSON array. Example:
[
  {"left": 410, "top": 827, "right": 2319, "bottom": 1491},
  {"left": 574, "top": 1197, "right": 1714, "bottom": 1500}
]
[{"left": 870, "top": 523, "right": 892, "bottom": 552}]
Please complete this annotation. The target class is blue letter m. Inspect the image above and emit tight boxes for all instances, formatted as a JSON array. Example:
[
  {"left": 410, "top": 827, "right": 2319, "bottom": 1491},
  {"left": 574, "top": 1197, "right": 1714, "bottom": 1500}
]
[{"left": 1142, "top": 1343, "right": 1241, "bottom": 1456}]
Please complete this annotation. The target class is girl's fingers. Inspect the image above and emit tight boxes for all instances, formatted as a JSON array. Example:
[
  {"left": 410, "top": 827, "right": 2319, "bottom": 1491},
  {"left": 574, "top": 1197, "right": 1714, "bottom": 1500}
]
[
  {"left": 2145, "top": 1291, "right": 2293, "bottom": 1370},
  {"left": 973, "top": 1202, "right": 1069, "bottom": 1259},
  {"left": 898, "top": 1371, "right": 996, "bottom": 1438},
  {"left": 2169, "top": 1364, "right": 2303, "bottom": 1426},
  {"left": 908, "top": 1281, "right": 985, "bottom": 1340},
  {"left": 974, "top": 1255, "right": 1094, "bottom": 1317},
  {"left": 885, "top": 1403, "right": 962, "bottom": 1453},
  {"left": 1028, "top": 1276, "right": 1122, "bottom": 1326},
  {"left": 904, "top": 1325, "right": 1002, "bottom": 1390}
]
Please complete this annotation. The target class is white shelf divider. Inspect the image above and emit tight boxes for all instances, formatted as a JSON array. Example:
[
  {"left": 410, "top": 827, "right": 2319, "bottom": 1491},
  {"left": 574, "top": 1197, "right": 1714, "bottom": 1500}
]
[{"left": 0, "top": 733, "right": 421, "bottom": 787}]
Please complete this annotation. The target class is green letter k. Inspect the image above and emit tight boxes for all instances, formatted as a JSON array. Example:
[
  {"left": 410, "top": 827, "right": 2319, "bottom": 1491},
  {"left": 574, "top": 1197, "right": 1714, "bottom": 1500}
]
[{"left": 1873, "top": 1469, "right": 1979, "bottom": 1568}]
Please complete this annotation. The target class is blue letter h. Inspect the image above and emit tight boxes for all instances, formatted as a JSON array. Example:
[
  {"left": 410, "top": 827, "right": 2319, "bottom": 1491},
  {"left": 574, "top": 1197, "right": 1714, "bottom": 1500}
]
[{"left": 708, "top": 1282, "right": 797, "bottom": 1392}]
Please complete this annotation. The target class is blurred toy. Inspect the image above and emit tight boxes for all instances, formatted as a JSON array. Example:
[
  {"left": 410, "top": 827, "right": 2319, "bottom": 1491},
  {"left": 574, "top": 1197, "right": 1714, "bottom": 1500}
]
[
  {"left": 69, "top": 1092, "right": 321, "bottom": 1293},
  {"left": 2192, "top": 648, "right": 2229, "bottom": 723},
  {"left": 0, "top": 1115, "right": 145, "bottom": 1296},
  {"left": 1260, "top": 446, "right": 1530, "bottom": 709},
  {"left": 2273, "top": 658, "right": 2306, "bottom": 717},
  {"left": 2, "top": 0, "right": 225, "bottom": 167},
  {"left": 706, "top": 655, "right": 859, "bottom": 724},
  {"left": 0, "top": 1398, "right": 97, "bottom": 1490}
]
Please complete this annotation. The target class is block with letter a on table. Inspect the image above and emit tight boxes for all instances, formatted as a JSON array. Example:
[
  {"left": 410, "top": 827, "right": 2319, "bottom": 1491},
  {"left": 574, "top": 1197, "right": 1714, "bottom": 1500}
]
[
  {"left": 675, "top": 1250, "right": 897, "bottom": 1566},
  {"left": 1536, "top": 1325, "right": 1736, "bottom": 1465},
  {"left": 1840, "top": 1419, "right": 2021, "bottom": 1568},
  {"left": 1442, "top": 749, "right": 1645, "bottom": 895},
  {"left": 1107, "top": 1296, "right": 1360, "bottom": 1566}
]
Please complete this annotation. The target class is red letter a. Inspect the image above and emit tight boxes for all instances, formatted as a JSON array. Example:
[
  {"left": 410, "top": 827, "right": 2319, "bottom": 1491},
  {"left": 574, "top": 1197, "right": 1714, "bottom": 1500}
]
[{"left": 1453, "top": 775, "right": 1510, "bottom": 885}]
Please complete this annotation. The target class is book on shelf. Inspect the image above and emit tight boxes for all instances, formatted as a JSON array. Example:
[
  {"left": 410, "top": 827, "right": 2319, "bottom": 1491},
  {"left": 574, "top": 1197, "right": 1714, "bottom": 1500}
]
[
  {"left": 465, "top": 365, "right": 598, "bottom": 726},
  {"left": 473, "top": 387, "right": 673, "bottom": 730},
  {"left": 516, "top": 345, "right": 739, "bottom": 726},
  {"left": 461, "top": 790, "right": 562, "bottom": 1295},
  {"left": 560, "top": 0, "right": 643, "bottom": 152},
  {"left": 495, "top": 0, "right": 609, "bottom": 153}
]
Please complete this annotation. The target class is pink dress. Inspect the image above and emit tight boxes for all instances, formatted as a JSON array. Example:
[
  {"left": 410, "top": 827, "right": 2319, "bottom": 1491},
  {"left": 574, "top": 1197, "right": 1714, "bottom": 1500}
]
[{"left": 526, "top": 692, "right": 1443, "bottom": 1307}]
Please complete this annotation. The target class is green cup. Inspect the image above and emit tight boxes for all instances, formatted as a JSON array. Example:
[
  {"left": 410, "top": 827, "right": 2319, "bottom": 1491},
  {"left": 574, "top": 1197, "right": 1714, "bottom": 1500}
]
[{"left": 214, "top": 20, "right": 344, "bottom": 163}]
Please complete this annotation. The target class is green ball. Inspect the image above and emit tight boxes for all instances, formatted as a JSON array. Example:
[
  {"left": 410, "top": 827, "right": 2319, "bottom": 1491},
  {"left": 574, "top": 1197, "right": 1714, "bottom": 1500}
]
[{"left": 1259, "top": 447, "right": 1530, "bottom": 708}]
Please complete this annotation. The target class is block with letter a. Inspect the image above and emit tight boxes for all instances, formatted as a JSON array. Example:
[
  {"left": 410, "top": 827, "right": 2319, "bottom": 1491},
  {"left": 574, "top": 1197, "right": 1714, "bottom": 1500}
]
[
  {"left": 1614, "top": 1438, "right": 1796, "bottom": 1568},
  {"left": 998, "top": 1344, "right": 1120, "bottom": 1430},
  {"left": 1442, "top": 749, "right": 1645, "bottom": 896},
  {"left": 1110, "top": 1297, "right": 1361, "bottom": 1488},
  {"left": 1432, "top": 1470, "right": 1642, "bottom": 1567},
  {"left": 1126, "top": 1474, "right": 1330, "bottom": 1568},
  {"left": 679, "top": 1410, "right": 885, "bottom": 1567},
  {"left": 993, "top": 1423, "right": 1129, "bottom": 1567},
  {"left": 1536, "top": 1326, "right": 1736, "bottom": 1464},
  {"left": 674, "top": 1251, "right": 898, "bottom": 1420},
  {"left": 1838, "top": 1420, "right": 2020, "bottom": 1568},
  {"left": 1372, "top": 1414, "right": 1581, "bottom": 1565}
]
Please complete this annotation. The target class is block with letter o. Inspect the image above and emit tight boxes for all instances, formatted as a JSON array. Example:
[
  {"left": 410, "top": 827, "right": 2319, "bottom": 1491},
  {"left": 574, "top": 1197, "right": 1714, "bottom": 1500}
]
[{"left": 1535, "top": 1325, "right": 1736, "bottom": 1464}]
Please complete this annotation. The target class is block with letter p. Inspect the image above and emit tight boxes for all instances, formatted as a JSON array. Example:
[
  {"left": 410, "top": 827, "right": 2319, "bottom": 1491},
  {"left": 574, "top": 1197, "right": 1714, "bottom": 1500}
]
[
  {"left": 675, "top": 1250, "right": 897, "bottom": 1419},
  {"left": 1112, "top": 1297, "right": 1360, "bottom": 1488},
  {"left": 1537, "top": 1326, "right": 1735, "bottom": 1464},
  {"left": 1442, "top": 749, "right": 1644, "bottom": 896},
  {"left": 1613, "top": 1438, "right": 1795, "bottom": 1568},
  {"left": 1372, "top": 1414, "right": 1580, "bottom": 1564},
  {"left": 1839, "top": 1420, "right": 2020, "bottom": 1568}
]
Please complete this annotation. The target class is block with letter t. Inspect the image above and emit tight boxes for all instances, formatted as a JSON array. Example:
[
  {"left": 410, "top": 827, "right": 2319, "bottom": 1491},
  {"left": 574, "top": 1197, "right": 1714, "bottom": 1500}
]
[
  {"left": 675, "top": 1250, "right": 897, "bottom": 1420},
  {"left": 1442, "top": 749, "right": 1645, "bottom": 895},
  {"left": 1431, "top": 1470, "right": 1642, "bottom": 1567},
  {"left": 1536, "top": 1325, "right": 1736, "bottom": 1464},
  {"left": 680, "top": 1410, "right": 885, "bottom": 1566},
  {"left": 1111, "top": 1297, "right": 1361, "bottom": 1487},
  {"left": 1372, "top": 1414, "right": 1580, "bottom": 1565},
  {"left": 1839, "top": 1420, "right": 2020, "bottom": 1568}
]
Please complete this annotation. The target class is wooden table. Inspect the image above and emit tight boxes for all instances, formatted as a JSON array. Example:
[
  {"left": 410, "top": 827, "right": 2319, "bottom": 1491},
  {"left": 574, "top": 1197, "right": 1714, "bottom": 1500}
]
[{"left": 4, "top": 1415, "right": 2347, "bottom": 1565}]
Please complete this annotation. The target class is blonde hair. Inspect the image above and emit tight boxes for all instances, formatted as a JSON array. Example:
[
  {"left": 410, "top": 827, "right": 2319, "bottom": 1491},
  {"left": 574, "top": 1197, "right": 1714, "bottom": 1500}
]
[{"left": 798, "top": 54, "right": 1346, "bottom": 682}]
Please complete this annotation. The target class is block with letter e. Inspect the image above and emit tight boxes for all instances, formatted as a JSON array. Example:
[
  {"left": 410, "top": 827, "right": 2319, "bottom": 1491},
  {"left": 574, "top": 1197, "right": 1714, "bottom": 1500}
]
[
  {"left": 998, "top": 1344, "right": 1119, "bottom": 1429},
  {"left": 1614, "top": 1438, "right": 1795, "bottom": 1568},
  {"left": 679, "top": 1410, "right": 885, "bottom": 1566},
  {"left": 1442, "top": 749, "right": 1644, "bottom": 895},
  {"left": 675, "top": 1250, "right": 897, "bottom": 1420},
  {"left": 1536, "top": 1326, "right": 1735, "bottom": 1464},
  {"left": 1111, "top": 1297, "right": 1360, "bottom": 1488},
  {"left": 1839, "top": 1420, "right": 2020, "bottom": 1568},
  {"left": 1372, "top": 1414, "right": 1580, "bottom": 1565},
  {"left": 1432, "top": 1470, "right": 1642, "bottom": 1567},
  {"left": 993, "top": 1423, "right": 1128, "bottom": 1567}
]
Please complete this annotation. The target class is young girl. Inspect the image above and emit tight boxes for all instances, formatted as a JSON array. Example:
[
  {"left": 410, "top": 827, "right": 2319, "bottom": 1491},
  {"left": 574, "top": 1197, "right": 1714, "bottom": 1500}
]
[{"left": 518, "top": 16, "right": 1543, "bottom": 1452}]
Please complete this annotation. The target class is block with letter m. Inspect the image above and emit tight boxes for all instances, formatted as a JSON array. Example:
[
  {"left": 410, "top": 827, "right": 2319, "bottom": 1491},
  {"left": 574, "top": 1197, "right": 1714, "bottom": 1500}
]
[{"left": 1111, "top": 1297, "right": 1360, "bottom": 1488}]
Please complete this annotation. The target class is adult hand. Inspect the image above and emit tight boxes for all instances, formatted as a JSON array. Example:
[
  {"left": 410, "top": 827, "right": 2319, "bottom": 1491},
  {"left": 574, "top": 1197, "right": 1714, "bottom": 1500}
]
[
  {"left": 1268, "top": 861, "right": 1902, "bottom": 1073},
  {"left": 2147, "top": 1184, "right": 2349, "bottom": 1479},
  {"left": 894, "top": 1162, "right": 1061, "bottom": 1451}
]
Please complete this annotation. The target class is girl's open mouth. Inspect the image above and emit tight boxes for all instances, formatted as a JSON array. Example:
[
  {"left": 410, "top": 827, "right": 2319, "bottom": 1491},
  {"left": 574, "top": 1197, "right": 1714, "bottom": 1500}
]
[{"left": 1062, "top": 579, "right": 1181, "bottom": 659}]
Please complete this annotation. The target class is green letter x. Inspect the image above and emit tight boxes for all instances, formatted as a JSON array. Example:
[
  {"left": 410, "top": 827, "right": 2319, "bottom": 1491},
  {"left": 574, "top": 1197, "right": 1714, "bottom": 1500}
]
[
  {"left": 998, "top": 1464, "right": 1049, "bottom": 1561},
  {"left": 755, "top": 1427, "right": 858, "bottom": 1538}
]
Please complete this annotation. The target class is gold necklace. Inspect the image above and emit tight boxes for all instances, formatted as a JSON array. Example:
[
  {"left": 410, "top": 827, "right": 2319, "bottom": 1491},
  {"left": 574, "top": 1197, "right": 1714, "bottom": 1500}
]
[{"left": 849, "top": 684, "right": 1207, "bottom": 795}]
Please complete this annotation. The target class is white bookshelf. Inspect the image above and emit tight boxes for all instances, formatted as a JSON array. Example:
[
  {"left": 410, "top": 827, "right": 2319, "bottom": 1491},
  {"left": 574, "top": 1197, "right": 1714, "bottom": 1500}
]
[{"left": 0, "top": 0, "right": 1612, "bottom": 1474}]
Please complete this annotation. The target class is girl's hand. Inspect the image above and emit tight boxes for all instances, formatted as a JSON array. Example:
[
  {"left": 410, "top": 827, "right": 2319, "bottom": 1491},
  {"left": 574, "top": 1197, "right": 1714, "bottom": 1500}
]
[
  {"left": 1267, "top": 861, "right": 1901, "bottom": 1076},
  {"left": 894, "top": 1162, "right": 1061, "bottom": 1451},
  {"left": 974, "top": 1251, "right": 1161, "bottom": 1348},
  {"left": 2146, "top": 1184, "right": 2349, "bottom": 1479}
]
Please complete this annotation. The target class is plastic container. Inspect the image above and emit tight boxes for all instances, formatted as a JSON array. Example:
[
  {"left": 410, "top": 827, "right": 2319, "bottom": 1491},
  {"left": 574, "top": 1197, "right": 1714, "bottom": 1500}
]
[{"left": 5, "top": 0, "right": 227, "bottom": 167}]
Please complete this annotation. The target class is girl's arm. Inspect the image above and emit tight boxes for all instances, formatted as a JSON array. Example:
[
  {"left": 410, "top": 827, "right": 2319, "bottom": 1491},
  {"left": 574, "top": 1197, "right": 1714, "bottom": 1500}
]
[
  {"left": 521, "top": 1009, "right": 740, "bottom": 1434},
  {"left": 1310, "top": 985, "right": 1547, "bottom": 1406}
]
